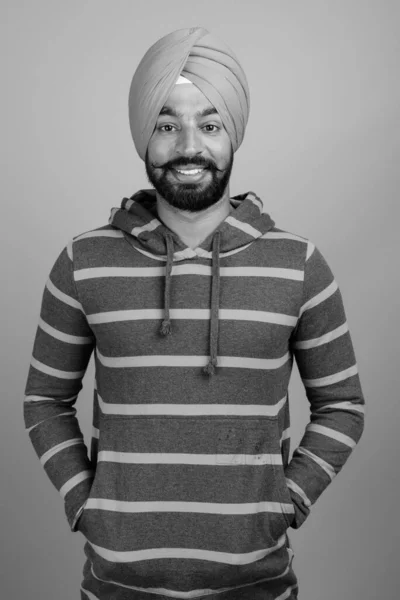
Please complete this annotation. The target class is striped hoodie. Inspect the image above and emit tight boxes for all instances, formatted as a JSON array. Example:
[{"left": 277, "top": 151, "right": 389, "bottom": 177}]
[{"left": 24, "top": 189, "right": 365, "bottom": 600}]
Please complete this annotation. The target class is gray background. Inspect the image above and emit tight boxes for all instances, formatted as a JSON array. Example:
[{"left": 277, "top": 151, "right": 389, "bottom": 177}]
[{"left": 2, "top": 1, "right": 399, "bottom": 598}]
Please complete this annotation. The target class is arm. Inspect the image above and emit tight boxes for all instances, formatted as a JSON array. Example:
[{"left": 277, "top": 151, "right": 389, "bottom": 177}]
[
  {"left": 23, "top": 241, "right": 95, "bottom": 531},
  {"left": 286, "top": 243, "right": 365, "bottom": 528}
]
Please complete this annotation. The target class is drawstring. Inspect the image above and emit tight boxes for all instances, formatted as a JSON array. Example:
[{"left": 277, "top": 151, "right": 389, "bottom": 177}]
[
  {"left": 203, "top": 231, "right": 221, "bottom": 377},
  {"left": 160, "top": 232, "right": 174, "bottom": 336},
  {"left": 160, "top": 230, "right": 221, "bottom": 377}
]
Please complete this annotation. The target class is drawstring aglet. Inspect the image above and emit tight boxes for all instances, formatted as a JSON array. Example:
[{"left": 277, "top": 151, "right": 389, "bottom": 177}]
[
  {"left": 203, "top": 357, "right": 217, "bottom": 376},
  {"left": 160, "top": 320, "right": 172, "bottom": 336}
]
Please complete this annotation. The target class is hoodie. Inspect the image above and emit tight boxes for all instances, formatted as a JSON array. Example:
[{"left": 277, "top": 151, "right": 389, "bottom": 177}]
[{"left": 24, "top": 190, "right": 365, "bottom": 600}]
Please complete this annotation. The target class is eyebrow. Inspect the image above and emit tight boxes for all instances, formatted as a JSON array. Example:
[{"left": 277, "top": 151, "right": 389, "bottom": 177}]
[{"left": 158, "top": 106, "right": 219, "bottom": 119}]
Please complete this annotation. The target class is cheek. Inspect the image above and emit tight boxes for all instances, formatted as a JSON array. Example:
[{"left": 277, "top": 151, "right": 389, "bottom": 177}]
[
  {"left": 208, "top": 134, "right": 232, "bottom": 168},
  {"left": 147, "top": 136, "right": 172, "bottom": 164},
  {"left": 215, "top": 148, "right": 233, "bottom": 170}
]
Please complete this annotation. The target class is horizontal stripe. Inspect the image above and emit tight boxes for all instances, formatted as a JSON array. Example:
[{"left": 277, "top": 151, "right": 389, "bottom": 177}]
[
  {"left": 306, "top": 241, "right": 315, "bottom": 261},
  {"left": 74, "top": 265, "right": 304, "bottom": 281},
  {"left": 225, "top": 215, "right": 261, "bottom": 238},
  {"left": 285, "top": 478, "right": 311, "bottom": 508},
  {"left": 72, "top": 501, "right": 88, "bottom": 530},
  {"left": 89, "top": 534, "right": 287, "bottom": 569},
  {"left": 38, "top": 317, "right": 93, "bottom": 345},
  {"left": 74, "top": 229, "right": 124, "bottom": 241},
  {"left": 59, "top": 469, "right": 94, "bottom": 499},
  {"left": 96, "top": 349, "right": 290, "bottom": 370},
  {"left": 296, "top": 447, "right": 336, "bottom": 480},
  {"left": 46, "top": 278, "right": 83, "bottom": 311},
  {"left": 303, "top": 364, "right": 358, "bottom": 388},
  {"left": 261, "top": 231, "right": 306, "bottom": 243},
  {"left": 26, "top": 411, "right": 75, "bottom": 433},
  {"left": 92, "top": 426, "right": 100, "bottom": 439},
  {"left": 276, "top": 585, "right": 299, "bottom": 600},
  {"left": 75, "top": 266, "right": 166, "bottom": 279},
  {"left": 224, "top": 267, "right": 300, "bottom": 280},
  {"left": 292, "top": 322, "right": 349, "bottom": 349},
  {"left": 247, "top": 193, "right": 263, "bottom": 211},
  {"left": 70, "top": 225, "right": 306, "bottom": 250},
  {"left": 66, "top": 239, "right": 73, "bottom": 261},
  {"left": 97, "top": 393, "right": 287, "bottom": 417},
  {"left": 84, "top": 499, "right": 295, "bottom": 516},
  {"left": 108, "top": 207, "right": 119, "bottom": 222},
  {"left": 189, "top": 248, "right": 212, "bottom": 258},
  {"left": 80, "top": 588, "right": 98, "bottom": 600},
  {"left": 124, "top": 198, "right": 134, "bottom": 211},
  {"left": 132, "top": 245, "right": 195, "bottom": 262},
  {"left": 131, "top": 218, "right": 160, "bottom": 237},
  {"left": 281, "top": 428, "right": 290, "bottom": 445},
  {"left": 191, "top": 245, "right": 254, "bottom": 259},
  {"left": 89, "top": 559, "right": 295, "bottom": 598},
  {"left": 97, "top": 451, "right": 283, "bottom": 466},
  {"left": 40, "top": 438, "right": 83, "bottom": 466},
  {"left": 306, "top": 423, "right": 356, "bottom": 448},
  {"left": 133, "top": 242, "right": 253, "bottom": 262},
  {"left": 31, "top": 356, "right": 85, "bottom": 380},
  {"left": 88, "top": 539, "right": 289, "bottom": 570},
  {"left": 87, "top": 308, "right": 297, "bottom": 327},
  {"left": 316, "top": 401, "right": 365, "bottom": 414},
  {"left": 24, "top": 394, "right": 78, "bottom": 403},
  {"left": 299, "top": 280, "right": 338, "bottom": 316}
]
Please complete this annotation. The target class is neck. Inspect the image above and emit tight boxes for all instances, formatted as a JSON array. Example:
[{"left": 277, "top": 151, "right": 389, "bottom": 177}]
[{"left": 156, "top": 188, "right": 232, "bottom": 249}]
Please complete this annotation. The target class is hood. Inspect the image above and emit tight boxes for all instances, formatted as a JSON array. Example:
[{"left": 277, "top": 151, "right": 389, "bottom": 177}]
[{"left": 108, "top": 189, "right": 275, "bottom": 375}]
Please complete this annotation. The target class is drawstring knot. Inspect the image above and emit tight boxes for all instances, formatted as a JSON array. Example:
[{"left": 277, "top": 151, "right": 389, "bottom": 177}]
[
  {"left": 160, "top": 320, "right": 172, "bottom": 336},
  {"left": 203, "top": 356, "right": 218, "bottom": 376}
]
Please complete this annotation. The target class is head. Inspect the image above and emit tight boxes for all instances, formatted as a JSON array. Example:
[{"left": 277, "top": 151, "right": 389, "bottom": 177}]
[
  {"left": 145, "top": 81, "right": 234, "bottom": 212},
  {"left": 128, "top": 27, "right": 250, "bottom": 212}
]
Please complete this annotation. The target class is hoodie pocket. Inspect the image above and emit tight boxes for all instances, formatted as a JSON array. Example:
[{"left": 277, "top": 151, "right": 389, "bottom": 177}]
[
  {"left": 78, "top": 413, "right": 295, "bottom": 590},
  {"left": 214, "top": 415, "right": 295, "bottom": 536}
]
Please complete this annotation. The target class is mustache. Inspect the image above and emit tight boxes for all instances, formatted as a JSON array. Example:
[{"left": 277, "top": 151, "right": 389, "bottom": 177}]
[{"left": 150, "top": 157, "right": 224, "bottom": 172}]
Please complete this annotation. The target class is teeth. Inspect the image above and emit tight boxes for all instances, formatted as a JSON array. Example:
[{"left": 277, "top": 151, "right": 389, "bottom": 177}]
[{"left": 176, "top": 169, "right": 203, "bottom": 175}]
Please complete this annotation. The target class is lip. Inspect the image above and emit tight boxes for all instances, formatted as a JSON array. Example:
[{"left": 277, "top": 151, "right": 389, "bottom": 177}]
[{"left": 170, "top": 167, "right": 209, "bottom": 183}]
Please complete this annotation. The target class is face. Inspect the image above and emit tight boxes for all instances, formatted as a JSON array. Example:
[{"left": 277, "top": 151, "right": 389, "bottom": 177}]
[{"left": 145, "top": 83, "right": 233, "bottom": 212}]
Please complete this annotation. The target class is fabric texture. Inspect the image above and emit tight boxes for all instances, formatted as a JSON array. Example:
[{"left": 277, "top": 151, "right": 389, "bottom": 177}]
[
  {"left": 24, "top": 190, "right": 365, "bottom": 599},
  {"left": 128, "top": 27, "right": 250, "bottom": 160}
]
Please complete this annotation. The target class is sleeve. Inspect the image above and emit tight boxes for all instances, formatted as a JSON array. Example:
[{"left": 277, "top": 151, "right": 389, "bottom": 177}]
[
  {"left": 286, "top": 242, "right": 365, "bottom": 529},
  {"left": 23, "top": 240, "right": 96, "bottom": 532}
]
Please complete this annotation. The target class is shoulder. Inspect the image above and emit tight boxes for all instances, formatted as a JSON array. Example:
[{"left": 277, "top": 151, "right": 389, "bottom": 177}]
[
  {"left": 71, "top": 224, "right": 124, "bottom": 244},
  {"left": 65, "top": 225, "right": 126, "bottom": 265},
  {"left": 261, "top": 226, "right": 316, "bottom": 262}
]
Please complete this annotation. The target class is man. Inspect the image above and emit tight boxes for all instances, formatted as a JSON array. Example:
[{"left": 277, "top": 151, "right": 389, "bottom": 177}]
[{"left": 24, "top": 27, "right": 365, "bottom": 600}]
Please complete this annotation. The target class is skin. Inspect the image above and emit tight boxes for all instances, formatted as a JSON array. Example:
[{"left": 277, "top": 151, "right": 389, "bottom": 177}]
[{"left": 145, "top": 83, "right": 234, "bottom": 249}]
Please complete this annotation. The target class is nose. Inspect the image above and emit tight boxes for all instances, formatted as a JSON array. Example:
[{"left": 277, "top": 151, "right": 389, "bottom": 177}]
[{"left": 175, "top": 125, "right": 203, "bottom": 157}]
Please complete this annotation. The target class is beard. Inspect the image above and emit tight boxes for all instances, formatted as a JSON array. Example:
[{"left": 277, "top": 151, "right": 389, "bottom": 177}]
[{"left": 145, "top": 150, "right": 234, "bottom": 213}]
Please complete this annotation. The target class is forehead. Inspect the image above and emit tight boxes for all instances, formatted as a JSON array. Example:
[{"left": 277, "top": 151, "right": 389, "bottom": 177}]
[{"left": 160, "top": 83, "right": 219, "bottom": 117}]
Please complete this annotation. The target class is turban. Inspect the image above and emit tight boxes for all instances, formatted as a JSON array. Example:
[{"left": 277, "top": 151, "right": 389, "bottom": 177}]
[{"left": 128, "top": 27, "right": 250, "bottom": 160}]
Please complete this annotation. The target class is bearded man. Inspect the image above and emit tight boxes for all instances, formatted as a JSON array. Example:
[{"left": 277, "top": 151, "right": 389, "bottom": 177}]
[{"left": 24, "top": 27, "right": 365, "bottom": 600}]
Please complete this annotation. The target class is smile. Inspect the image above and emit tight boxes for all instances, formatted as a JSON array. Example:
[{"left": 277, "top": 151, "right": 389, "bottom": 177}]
[
  {"left": 170, "top": 168, "right": 209, "bottom": 183},
  {"left": 175, "top": 168, "right": 204, "bottom": 175}
]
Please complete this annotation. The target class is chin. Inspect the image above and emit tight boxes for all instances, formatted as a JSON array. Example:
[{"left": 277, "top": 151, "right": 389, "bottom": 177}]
[{"left": 167, "top": 183, "right": 222, "bottom": 209}]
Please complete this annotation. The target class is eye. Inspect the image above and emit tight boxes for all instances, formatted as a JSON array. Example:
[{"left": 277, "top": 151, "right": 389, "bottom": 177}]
[
  {"left": 203, "top": 124, "right": 219, "bottom": 133},
  {"left": 158, "top": 124, "right": 176, "bottom": 132}
]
